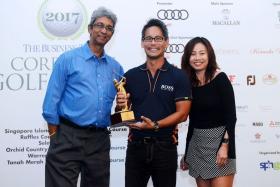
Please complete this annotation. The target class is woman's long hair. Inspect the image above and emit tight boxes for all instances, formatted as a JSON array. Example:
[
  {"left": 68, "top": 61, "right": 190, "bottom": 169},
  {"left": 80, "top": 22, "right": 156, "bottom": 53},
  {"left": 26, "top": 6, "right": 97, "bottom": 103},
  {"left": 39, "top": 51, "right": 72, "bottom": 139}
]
[{"left": 181, "top": 37, "right": 219, "bottom": 86}]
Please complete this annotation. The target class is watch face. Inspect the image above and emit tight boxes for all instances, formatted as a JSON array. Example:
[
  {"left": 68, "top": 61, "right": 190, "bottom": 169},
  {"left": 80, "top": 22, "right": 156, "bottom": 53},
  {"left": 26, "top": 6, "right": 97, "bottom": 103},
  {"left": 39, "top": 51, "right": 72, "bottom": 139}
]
[{"left": 153, "top": 121, "right": 159, "bottom": 131}]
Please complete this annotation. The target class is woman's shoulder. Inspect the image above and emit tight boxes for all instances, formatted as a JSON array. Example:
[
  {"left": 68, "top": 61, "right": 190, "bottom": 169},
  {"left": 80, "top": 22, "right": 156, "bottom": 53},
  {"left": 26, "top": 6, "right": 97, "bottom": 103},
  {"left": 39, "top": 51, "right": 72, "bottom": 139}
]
[
  {"left": 212, "top": 71, "right": 233, "bottom": 88},
  {"left": 212, "top": 71, "right": 228, "bottom": 81}
]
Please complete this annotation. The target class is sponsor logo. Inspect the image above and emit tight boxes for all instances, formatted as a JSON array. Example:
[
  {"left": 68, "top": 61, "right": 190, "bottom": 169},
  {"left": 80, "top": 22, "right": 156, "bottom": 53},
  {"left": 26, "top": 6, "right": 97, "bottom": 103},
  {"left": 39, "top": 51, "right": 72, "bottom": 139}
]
[
  {"left": 222, "top": 8, "right": 230, "bottom": 20},
  {"left": 260, "top": 161, "right": 280, "bottom": 171},
  {"left": 110, "top": 146, "right": 126, "bottom": 151},
  {"left": 108, "top": 127, "right": 128, "bottom": 137},
  {"left": 269, "top": 121, "right": 280, "bottom": 127},
  {"left": 272, "top": 3, "right": 280, "bottom": 6},
  {"left": 216, "top": 48, "right": 239, "bottom": 55},
  {"left": 255, "top": 133, "right": 261, "bottom": 139},
  {"left": 212, "top": 8, "right": 240, "bottom": 26},
  {"left": 109, "top": 127, "right": 128, "bottom": 132},
  {"left": 250, "top": 133, "right": 266, "bottom": 143},
  {"left": 157, "top": 9, "right": 189, "bottom": 20},
  {"left": 275, "top": 10, "right": 280, "bottom": 28},
  {"left": 259, "top": 105, "right": 273, "bottom": 112},
  {"left": 161, "top": 84, "right": 174, "bottom": 92},
  {"left": 262, "top": 74, "right": 278, "bottom": 85},
  {"left": 252, "top": 122, "right": 264, "bottom": 127},
  {"left": 228, "top": 74, "right": 240, "bottom": 86},
  {"left": 38, "top": 0, "right": 87, "bottom": 39},
  {"left": 236, "top": 123, "right": 246, "bottom": 127},
  {"left": 250, "top": 48, "right": 275, "bottom": 55},
  {"left": 165, "top": 44, "right": 185, "bottom": 53},
  {"left": 247, "top": 75, "right": 256, "bottom": 85},
  {"left": 236, "top": 105, "right": 248, "bottom": 112},
  {"left": 110, "top": 158, "right": 125, "bottom": 163}
]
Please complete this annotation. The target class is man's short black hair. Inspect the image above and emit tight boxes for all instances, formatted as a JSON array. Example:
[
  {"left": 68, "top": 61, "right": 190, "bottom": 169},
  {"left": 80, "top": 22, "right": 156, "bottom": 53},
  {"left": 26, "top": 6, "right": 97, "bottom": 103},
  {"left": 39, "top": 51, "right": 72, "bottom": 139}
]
[{"left": 141, "top": 19, "right": 169, "bottom": 40}]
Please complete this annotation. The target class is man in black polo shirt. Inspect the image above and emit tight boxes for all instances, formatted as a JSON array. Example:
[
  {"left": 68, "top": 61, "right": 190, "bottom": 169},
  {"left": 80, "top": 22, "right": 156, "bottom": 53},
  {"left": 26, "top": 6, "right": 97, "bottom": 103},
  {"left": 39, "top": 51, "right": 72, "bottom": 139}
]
[{"left": 116, "top": 19, "right": 192, "bottom": 187}]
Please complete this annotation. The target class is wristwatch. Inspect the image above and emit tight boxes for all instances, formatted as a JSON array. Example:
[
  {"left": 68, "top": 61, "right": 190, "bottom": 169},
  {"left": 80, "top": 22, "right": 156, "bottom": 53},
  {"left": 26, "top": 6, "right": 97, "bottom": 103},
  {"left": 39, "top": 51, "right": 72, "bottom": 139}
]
[
  {"left": 222, "top": 138, "right": 229, "bottom": 144},
  {"left": 153, "top": 121, "right": 159, "bottom": 132}
]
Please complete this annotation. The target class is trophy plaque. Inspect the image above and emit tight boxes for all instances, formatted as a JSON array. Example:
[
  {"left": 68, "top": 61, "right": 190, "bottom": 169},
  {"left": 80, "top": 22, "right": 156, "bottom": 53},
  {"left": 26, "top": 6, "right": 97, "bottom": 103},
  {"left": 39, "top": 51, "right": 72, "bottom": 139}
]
[{"left": 110, "top": 77, "right": 135, "bottom": 127}]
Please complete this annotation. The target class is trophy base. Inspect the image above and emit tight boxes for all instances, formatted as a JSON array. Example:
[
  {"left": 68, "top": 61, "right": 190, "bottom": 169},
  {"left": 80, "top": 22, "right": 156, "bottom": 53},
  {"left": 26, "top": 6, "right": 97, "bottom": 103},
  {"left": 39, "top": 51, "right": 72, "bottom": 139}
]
[{"left": 110, "top": 110, "right": 135, "bottom": 127}]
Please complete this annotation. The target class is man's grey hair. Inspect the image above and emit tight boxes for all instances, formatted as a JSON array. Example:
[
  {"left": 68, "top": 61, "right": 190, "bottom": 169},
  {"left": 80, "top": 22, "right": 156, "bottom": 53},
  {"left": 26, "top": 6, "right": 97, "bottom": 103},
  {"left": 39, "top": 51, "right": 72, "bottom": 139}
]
[{"left": 89, "top": 7, "right": 117, "bottom": 27}]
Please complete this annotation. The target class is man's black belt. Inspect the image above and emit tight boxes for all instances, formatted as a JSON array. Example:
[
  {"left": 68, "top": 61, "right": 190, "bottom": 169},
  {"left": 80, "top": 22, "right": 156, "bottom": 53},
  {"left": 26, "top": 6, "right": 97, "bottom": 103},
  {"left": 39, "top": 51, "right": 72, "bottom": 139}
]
[
  {"left": 131, "top": 136, "right": 174, "bottom": 144},
  {"left": 59, "top": 117, "right": 107, "bottom": 132}
]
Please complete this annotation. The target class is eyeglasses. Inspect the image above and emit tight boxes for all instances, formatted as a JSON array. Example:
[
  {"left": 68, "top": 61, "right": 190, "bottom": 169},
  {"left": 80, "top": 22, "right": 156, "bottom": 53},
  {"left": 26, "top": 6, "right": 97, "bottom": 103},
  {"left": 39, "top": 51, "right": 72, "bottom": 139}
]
[
  {"left": 143, "top": 36, "right": 165, "bottom": 43},
  {"left": 92, "top": 23, "right": 114, "bottom": 33}
]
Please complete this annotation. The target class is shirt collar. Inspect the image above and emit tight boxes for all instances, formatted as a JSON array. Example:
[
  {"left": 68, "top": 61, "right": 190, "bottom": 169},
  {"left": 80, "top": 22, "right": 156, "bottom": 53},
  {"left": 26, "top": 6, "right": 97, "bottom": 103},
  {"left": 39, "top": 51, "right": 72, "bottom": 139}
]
[
  {"left": 82, "top": 41, "right": 109, "bottom": 63},
  {"left": 139, "top": 58, "right": 170, "bottom": 72}
]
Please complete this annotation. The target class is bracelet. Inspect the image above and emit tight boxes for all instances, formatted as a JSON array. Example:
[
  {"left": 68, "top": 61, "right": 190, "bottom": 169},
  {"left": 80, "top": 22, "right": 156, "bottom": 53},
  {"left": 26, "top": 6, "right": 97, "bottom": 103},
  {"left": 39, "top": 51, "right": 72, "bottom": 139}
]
[
  {"left": 222, "top": 138, "right": 229, "bottom": 144},
  {"left": 49, "top": 131, "right": 56, "bottom": 137}
]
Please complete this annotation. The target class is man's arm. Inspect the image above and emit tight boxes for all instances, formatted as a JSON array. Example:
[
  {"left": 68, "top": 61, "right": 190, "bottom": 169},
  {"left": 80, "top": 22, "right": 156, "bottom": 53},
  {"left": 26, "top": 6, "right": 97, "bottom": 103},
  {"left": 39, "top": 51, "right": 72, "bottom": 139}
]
[
  {"left": 129, "top": 100, "right": 191, "bottom": 130},
  {"left": 42, "top": 54, "right": 67, "bottom": 132},
  {"left": 156, "top": 100, "right": 191, "bottom": 128}
]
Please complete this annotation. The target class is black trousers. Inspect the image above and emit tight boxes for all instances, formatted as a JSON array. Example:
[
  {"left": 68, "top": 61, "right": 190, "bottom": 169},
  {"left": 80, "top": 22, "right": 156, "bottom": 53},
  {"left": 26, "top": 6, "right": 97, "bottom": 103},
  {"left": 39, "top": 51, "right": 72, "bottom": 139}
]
[
  {"left": 125, "top": 138, "right": 178, "bottom": 187},
  {"left": 45, "top": 122, "right": 110, "bottom": 187}
]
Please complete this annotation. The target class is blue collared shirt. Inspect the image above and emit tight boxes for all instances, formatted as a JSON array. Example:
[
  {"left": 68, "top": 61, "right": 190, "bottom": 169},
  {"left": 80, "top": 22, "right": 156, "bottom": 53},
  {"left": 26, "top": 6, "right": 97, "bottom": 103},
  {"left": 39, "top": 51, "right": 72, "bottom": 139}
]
[{"left": 42, "top": 42, "right": 124, "bottom": 127}]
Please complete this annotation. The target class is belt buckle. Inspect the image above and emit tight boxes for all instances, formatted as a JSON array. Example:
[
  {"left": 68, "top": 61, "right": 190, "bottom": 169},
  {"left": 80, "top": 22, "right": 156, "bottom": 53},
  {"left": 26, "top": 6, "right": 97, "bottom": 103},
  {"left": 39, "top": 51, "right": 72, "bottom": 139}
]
[{"left": 143, "top": 137, "right": 152, "bottom": 144}]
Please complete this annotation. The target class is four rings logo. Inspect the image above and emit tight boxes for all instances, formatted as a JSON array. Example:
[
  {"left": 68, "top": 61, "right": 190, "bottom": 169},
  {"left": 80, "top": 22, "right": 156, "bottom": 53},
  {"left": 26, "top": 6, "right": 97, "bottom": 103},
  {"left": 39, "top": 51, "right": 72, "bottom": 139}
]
[
  {"left": 165, "top": 44, "right": 185, "bottom": 53},
  {"left": 157, "top": 9, "right": 189, "bottom": 20}
]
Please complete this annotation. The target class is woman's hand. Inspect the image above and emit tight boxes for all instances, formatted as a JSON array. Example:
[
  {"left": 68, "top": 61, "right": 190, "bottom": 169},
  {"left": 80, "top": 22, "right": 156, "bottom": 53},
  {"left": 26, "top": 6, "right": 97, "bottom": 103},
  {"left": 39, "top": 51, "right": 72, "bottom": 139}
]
[
  {"left": 216, "top": 143, "right": 229, "bottom": 167},
  {"left": 180, "top": 155, "right": 189, "bottom": 171}
]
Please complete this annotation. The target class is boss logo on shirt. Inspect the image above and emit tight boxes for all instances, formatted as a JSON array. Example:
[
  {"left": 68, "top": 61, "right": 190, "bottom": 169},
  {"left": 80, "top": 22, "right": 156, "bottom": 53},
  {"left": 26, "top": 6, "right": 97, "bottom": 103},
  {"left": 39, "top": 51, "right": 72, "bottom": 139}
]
[{"left": 161, "top": 85, "right": 174, "bottom": 92}]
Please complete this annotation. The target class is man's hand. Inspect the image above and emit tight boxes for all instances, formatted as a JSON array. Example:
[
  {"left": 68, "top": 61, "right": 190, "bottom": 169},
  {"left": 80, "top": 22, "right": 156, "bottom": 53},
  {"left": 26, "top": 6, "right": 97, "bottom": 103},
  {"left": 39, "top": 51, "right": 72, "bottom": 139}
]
[
  {"left": 48, "top": 124, "right": 58, "bottom": 137},
  {"left": 129, "top": 116, "right": 155, "bottom": 130},
  {"left": 116, "top": 92, "right": 130, "bottom": 111}
]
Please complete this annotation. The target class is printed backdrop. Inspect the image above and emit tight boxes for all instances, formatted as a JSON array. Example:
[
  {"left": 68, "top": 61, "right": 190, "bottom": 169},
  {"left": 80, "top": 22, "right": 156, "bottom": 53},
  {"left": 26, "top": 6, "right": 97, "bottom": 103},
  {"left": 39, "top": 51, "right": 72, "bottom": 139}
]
[{"left": 1, "top": 0, "right": 280, "bottom": 186}]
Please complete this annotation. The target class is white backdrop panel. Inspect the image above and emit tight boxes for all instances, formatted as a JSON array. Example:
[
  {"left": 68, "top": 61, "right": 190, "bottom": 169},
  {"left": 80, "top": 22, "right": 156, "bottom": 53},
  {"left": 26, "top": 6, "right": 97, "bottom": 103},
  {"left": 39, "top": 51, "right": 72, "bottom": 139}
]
[{"left": 1, "top": 0, "right": 279, "bottom": 186}]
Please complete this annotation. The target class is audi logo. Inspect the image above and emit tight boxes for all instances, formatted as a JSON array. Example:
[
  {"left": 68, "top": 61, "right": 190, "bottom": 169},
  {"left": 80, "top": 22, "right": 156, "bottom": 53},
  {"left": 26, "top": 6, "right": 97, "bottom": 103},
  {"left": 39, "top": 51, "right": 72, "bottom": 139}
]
[
  {"left": 157, "top": 9, "right": 189, "bottom": 20},
  {"left": 165, "top": 44, "right": 185, "bottom": 53}
]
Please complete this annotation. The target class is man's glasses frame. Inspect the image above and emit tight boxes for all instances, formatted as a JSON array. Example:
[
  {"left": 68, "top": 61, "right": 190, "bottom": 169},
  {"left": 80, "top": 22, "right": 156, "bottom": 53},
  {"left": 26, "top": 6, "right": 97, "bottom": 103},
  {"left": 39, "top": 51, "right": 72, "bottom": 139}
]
[
  {"left": 142, "top": 36, "right": 165, "bottom": 43},
  {"left": 92, "top": 23, "right": 114, "bottom": 33}
]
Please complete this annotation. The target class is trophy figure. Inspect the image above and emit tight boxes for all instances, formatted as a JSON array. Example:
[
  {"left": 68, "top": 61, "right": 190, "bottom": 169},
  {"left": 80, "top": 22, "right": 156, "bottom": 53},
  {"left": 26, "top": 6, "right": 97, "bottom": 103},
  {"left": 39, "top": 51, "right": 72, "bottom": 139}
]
[{"left": 110, "top": 77, "right": 135, "bottom": 127}]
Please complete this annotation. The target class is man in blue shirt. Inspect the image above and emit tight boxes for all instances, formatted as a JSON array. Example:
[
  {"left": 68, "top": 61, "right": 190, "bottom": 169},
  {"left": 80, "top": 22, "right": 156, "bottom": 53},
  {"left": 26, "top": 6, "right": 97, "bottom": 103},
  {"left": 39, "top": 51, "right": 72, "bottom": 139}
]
[
  {"left": 42, "top": 7, "right": 123, "bottom": 187},
  {"left": 116, "top": 19, "right": 192, "bottom": 187}
]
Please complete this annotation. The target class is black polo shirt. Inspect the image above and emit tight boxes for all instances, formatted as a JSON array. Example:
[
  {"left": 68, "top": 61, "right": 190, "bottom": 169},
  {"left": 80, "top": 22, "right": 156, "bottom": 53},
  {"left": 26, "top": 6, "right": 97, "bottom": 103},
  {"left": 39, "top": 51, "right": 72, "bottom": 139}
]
[{"left": 124, "top": 59, "right": 192, "bottom": 138}]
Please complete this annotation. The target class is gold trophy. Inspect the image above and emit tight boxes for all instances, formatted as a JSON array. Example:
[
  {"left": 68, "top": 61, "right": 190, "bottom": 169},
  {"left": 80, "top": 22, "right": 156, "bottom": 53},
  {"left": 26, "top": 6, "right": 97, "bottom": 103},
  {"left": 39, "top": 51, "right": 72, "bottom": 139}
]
[{"left": 110, "top": 77, "right": 135, "bottom": 127}]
